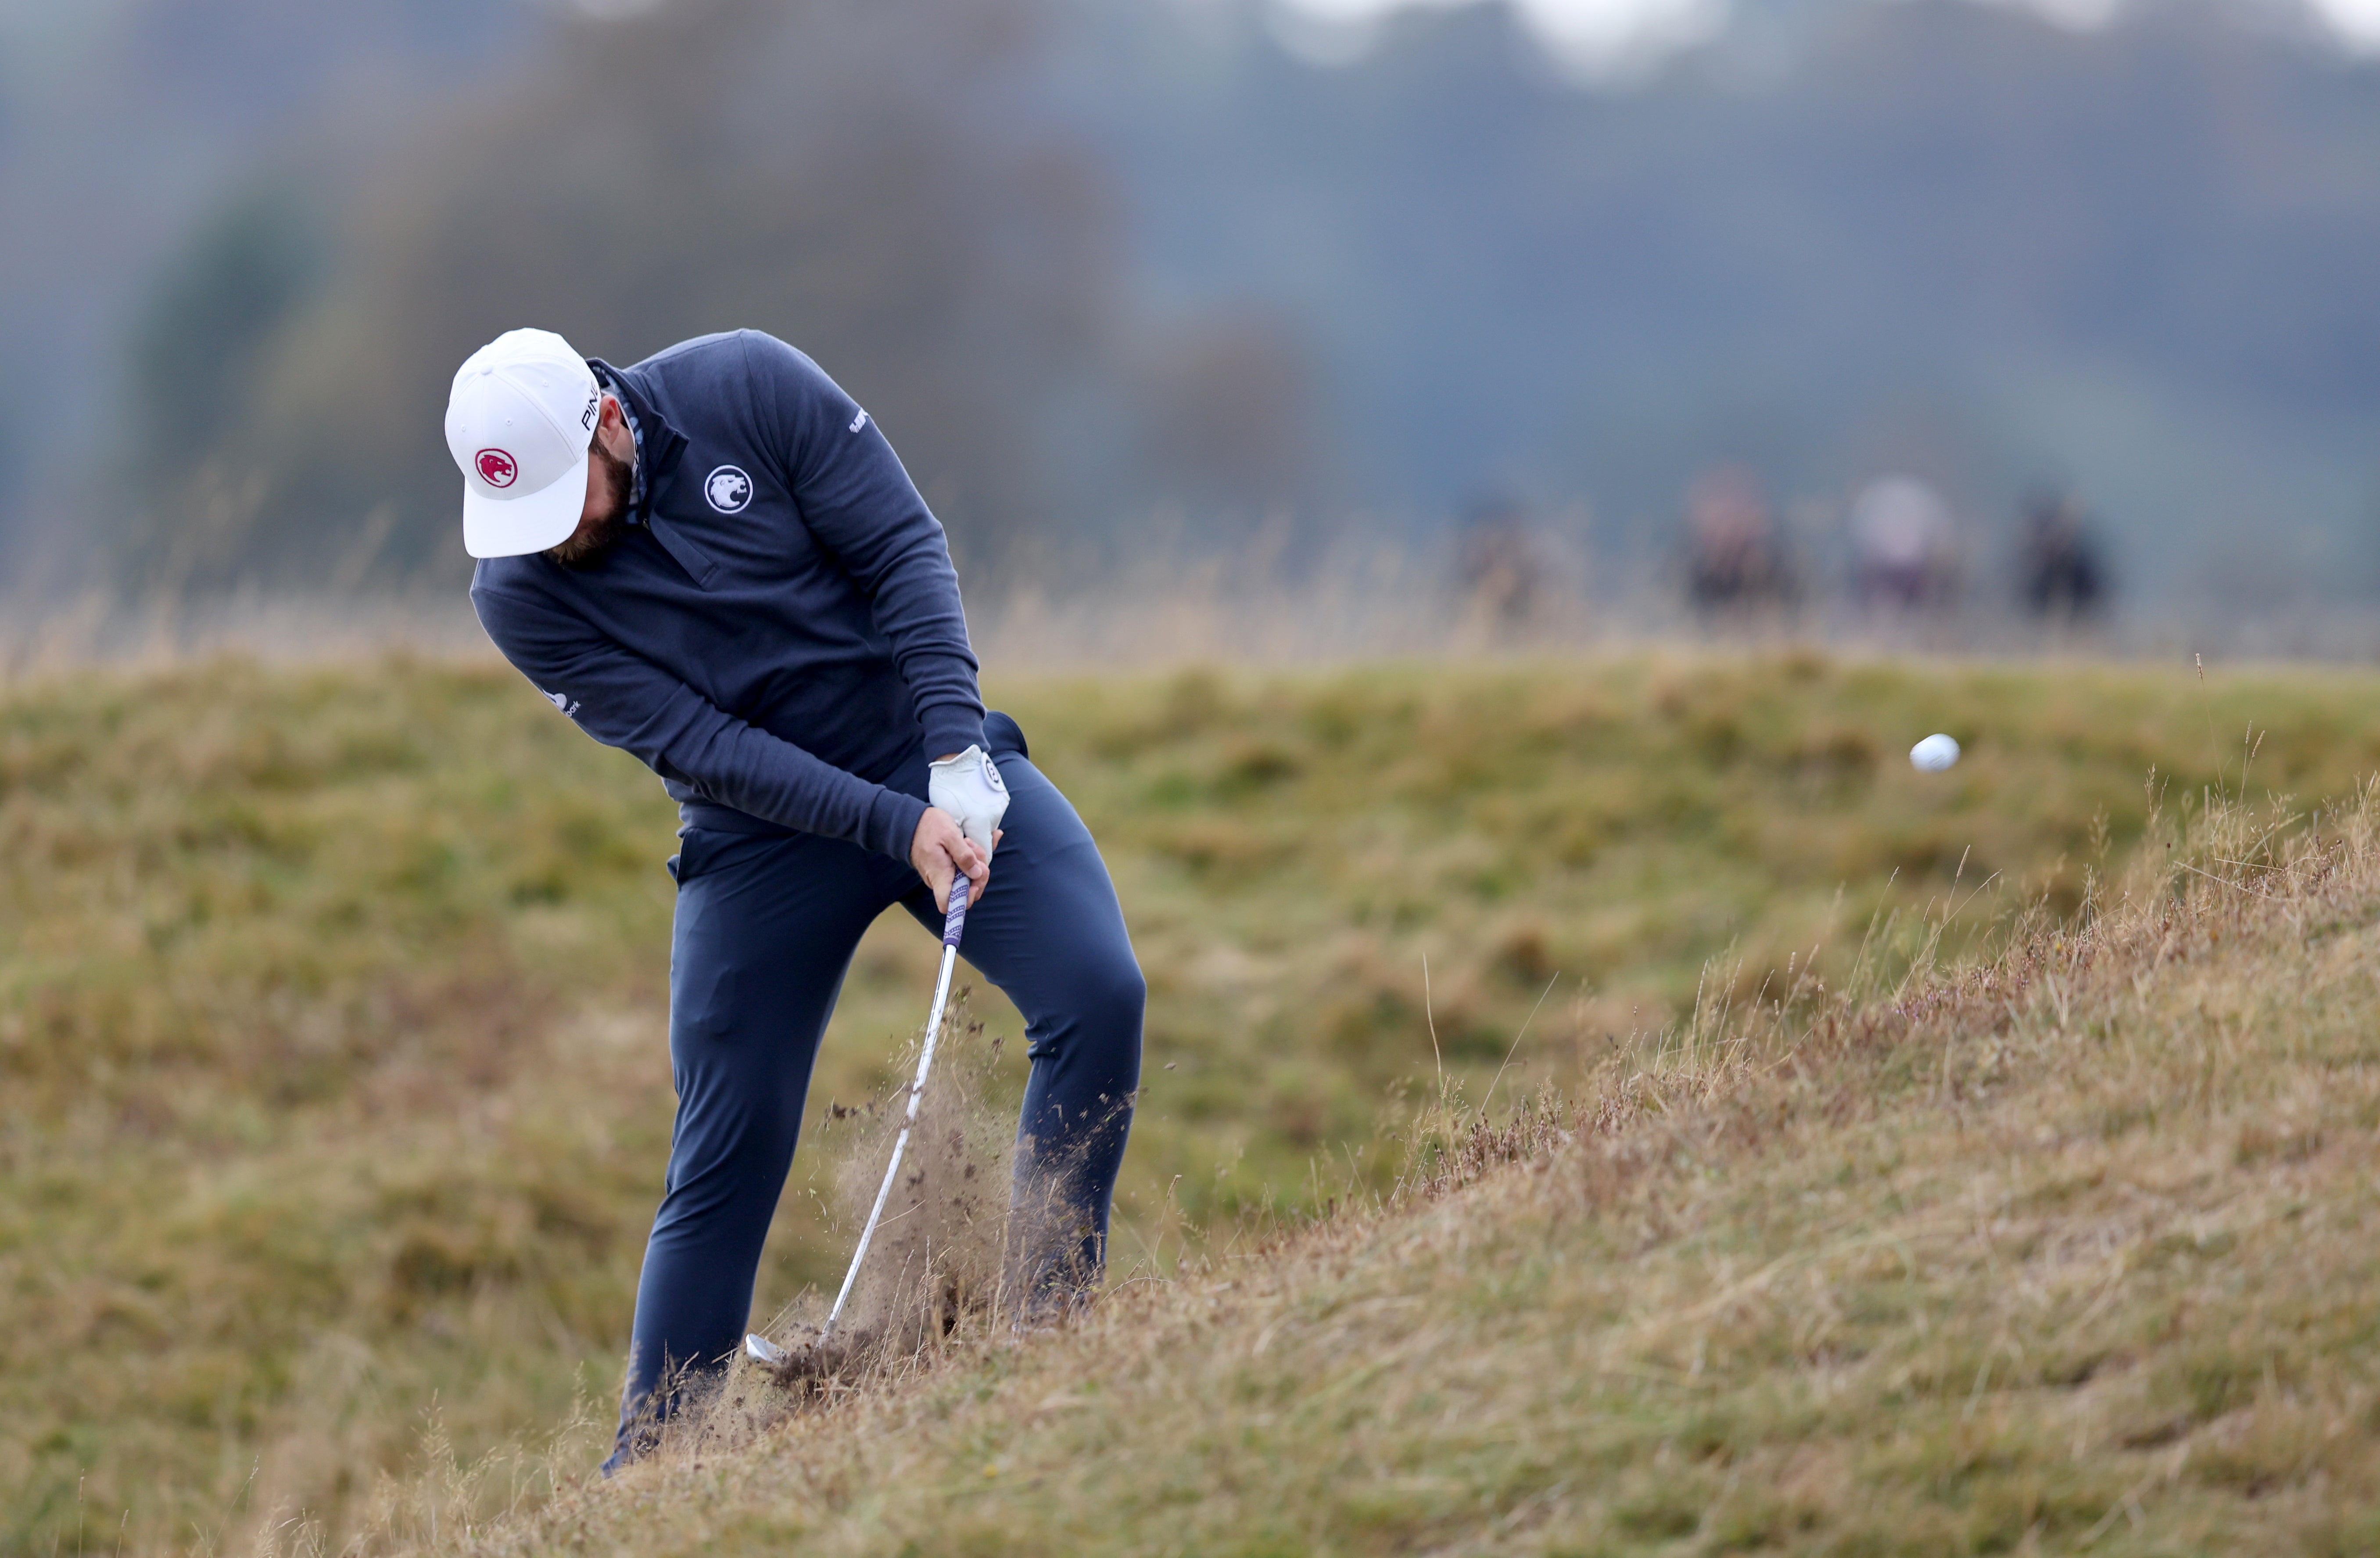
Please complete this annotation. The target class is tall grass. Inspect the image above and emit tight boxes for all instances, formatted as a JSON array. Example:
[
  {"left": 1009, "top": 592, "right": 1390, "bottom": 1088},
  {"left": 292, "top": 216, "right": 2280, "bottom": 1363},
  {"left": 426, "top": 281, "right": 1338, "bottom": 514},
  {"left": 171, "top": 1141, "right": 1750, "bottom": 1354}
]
[
  {"left": 8, "top": 649, "right": 2380, "bottom": 1553},
  {"left": 360, "top": 773, "right": 2380, "bottom": 1556}
]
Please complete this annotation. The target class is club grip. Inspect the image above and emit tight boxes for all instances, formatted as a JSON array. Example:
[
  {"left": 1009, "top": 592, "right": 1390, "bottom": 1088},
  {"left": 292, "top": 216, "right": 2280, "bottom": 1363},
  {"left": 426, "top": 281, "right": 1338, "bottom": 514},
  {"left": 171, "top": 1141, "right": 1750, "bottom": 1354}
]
[{"left": 941, "top": 874, "right": 970, "bottom": 947}]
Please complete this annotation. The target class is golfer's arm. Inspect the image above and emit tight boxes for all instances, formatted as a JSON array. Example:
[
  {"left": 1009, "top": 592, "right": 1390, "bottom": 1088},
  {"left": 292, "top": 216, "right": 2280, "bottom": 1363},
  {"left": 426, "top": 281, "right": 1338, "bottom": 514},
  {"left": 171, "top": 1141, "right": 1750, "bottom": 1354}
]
[
  {"left": 471, "top": 585, "right": 927, "bottom": 860},
  {"left": 743, "top": 332, "right": 987, "bottom": 760}
]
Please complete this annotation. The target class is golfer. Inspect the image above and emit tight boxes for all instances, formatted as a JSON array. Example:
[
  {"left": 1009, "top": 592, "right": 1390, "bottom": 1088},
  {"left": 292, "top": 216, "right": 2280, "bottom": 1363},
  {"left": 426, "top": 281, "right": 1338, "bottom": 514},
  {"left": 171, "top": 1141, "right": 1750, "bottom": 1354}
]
[{"left": 443, "top": 327, "right": 1144, "bottom": 1472}]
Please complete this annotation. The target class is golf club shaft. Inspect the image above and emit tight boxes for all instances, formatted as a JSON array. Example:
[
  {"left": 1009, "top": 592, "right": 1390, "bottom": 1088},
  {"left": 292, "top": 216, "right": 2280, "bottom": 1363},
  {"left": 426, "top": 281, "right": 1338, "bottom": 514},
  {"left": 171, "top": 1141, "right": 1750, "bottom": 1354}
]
[{"left": 823, "top": 873, "right": 970, "bottom": 1335}]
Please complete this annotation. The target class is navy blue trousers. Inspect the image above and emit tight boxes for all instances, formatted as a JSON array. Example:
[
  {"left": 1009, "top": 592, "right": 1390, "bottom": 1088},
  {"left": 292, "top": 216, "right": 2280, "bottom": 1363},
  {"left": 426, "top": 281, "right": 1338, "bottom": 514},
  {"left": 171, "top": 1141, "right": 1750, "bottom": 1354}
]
[{"left": 609, "top": 713, "right": 1142, "bottom": 1462}]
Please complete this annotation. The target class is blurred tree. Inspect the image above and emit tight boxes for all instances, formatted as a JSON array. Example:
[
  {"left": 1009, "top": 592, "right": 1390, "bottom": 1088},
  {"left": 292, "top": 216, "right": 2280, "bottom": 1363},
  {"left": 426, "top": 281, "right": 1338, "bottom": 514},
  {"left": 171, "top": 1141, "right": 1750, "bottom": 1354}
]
[
  {"left": 2, "top": 0, "right": 536, "bottom": 589},
  {"left": 1131, "top": 309, "right": 1319, "bottom": 515},
  {"left": 120, "top": 186, "right": 325, "bottom": 589},
  {"left": 121, "top": 0, "right": 1159, "bottom": 591},
  {"left": 128, "top": 190, "right": 321, "bottom": 471}
]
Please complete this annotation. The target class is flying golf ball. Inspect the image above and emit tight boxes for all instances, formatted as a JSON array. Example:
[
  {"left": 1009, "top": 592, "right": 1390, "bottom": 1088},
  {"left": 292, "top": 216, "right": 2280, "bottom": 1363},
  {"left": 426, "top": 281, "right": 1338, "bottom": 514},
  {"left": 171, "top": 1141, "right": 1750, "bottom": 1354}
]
[{"left": 1910, "top": 733, "right": 1961, "bottom": 772}]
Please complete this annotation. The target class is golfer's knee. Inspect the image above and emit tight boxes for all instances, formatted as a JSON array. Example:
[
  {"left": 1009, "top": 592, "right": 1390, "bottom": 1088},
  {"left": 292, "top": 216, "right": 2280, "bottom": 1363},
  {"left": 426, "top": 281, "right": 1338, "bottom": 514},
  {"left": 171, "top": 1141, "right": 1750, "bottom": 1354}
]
[
  {"left": 1024, "top": 949, "right": 1143, "bottom": 1066},
  {"left": 1080, "top": 951, "right": 1145, "bottom": 1042}
]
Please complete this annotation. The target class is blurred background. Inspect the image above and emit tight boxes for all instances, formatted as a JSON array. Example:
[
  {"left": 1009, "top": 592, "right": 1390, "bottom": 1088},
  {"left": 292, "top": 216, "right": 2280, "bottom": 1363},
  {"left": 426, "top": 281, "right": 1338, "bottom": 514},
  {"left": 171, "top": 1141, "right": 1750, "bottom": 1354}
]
[{"left": 7, "top": 0, "right": 2380, "bottom": 656}]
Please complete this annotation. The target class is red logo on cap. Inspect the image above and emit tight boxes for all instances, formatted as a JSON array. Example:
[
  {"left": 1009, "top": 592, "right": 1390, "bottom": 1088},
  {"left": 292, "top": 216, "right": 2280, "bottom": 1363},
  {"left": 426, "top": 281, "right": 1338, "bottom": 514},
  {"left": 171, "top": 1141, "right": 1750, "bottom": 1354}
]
[{"left": 475, "top": 449, "right": 518, "bottom": 488}]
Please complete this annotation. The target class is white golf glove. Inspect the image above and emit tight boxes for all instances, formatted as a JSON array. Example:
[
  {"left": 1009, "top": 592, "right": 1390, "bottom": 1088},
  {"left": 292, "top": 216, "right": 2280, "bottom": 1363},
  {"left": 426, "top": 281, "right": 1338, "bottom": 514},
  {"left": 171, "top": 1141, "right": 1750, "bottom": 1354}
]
[{"left": 928, "top": 744, "right": 1009, "bottom": 855}]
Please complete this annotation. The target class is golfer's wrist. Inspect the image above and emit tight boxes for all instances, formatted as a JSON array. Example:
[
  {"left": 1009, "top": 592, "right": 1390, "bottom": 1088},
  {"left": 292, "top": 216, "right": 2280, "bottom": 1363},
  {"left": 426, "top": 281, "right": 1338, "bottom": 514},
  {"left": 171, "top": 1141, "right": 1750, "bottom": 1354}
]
[
  {"left": 878, "top": 791, "right": 930, "bottom": 865},
  {"left": 921, "top": 710, "right": 987, "bottom": 765}
]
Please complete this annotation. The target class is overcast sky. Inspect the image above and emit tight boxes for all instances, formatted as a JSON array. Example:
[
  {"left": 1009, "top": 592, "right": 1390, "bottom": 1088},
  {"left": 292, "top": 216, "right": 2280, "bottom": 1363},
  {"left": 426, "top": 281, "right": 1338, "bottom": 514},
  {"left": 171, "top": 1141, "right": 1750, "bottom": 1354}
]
[{"left": 1274, "top": 0, "right": 2380, "bottom": 71}]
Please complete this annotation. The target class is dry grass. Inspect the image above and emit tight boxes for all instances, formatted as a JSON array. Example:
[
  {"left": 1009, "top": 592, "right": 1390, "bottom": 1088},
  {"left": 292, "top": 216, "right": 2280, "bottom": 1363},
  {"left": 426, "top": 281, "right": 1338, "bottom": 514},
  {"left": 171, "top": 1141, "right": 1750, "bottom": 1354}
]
[
  {"left": 351, "top": 779, "right": 2380, "bottom": 1556},
  {"left": 10, "top": 649, "right": 2380, "bottom": 1554}
]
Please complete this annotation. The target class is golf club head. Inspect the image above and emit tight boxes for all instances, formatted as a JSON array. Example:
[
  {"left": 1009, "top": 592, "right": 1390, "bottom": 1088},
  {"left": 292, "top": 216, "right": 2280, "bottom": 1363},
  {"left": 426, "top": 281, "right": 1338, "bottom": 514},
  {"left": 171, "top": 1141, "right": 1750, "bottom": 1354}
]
[{"left": 744, "top": 1325, "right": 870, "bottom": 1384}]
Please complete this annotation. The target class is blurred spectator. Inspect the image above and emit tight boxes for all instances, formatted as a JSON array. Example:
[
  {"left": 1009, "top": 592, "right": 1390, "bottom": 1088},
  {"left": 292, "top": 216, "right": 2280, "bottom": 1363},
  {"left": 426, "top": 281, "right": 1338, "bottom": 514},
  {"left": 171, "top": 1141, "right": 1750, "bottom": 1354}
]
[
  {"left": 2017, "top": 487, "right": 2111, "bottom": 619},
  {"left": 1850, "top": 475, "right": 1958, "bottom": 609},
  {"left": 1458, "top": 495, "right": 1546, "bottom": 623},
  {"left": 1683, "top": 464, "right": 1798, "bottom": 613}
]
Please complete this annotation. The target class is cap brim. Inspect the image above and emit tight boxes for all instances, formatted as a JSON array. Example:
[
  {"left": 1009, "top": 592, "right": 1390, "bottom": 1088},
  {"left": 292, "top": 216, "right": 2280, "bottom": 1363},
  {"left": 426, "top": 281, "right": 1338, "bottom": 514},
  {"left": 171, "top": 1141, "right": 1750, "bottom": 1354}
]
[{"left": 462, "top": 448, "right": 590, "bottom": 558}]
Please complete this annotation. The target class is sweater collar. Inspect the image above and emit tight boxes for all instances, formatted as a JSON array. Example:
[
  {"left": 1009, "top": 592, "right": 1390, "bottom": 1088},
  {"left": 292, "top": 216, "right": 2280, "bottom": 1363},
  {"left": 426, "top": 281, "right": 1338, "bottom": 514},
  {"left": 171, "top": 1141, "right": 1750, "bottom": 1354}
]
[{"left": 586, "top": 359, "right": 688, "bottom": 524}]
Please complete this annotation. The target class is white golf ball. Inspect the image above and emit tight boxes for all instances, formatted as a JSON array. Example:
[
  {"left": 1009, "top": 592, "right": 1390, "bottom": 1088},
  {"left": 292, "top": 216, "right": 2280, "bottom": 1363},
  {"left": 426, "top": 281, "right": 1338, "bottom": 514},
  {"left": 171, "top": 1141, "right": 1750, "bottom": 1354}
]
[{"left": 1910, "top": 733, "right": 1961, "bottom": 772}]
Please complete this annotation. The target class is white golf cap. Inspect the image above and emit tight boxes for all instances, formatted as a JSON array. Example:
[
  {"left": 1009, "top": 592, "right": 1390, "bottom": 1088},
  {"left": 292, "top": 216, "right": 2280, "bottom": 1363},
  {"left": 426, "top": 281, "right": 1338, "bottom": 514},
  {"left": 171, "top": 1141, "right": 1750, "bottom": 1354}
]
[{"left": 444, "top": 328, "right": 602, "bottom": 558}]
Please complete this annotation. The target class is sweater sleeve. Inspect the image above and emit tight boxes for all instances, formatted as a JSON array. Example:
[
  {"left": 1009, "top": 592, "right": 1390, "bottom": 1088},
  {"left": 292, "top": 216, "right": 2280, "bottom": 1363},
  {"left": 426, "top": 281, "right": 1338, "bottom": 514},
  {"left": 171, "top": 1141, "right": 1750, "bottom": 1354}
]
[
  {"left": 471, "top": 581, "right": 927, "bottom": 862},
  {"left": 742, "top": 331, "right": 987, "bottom": 760}
]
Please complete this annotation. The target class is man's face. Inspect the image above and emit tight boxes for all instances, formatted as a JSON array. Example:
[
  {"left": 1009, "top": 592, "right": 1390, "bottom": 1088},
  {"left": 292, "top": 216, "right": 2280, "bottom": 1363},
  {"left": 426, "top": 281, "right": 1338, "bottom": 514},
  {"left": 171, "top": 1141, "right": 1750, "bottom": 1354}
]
[{"left": 546, "top": 397, "right": 636, "bottom": 569}]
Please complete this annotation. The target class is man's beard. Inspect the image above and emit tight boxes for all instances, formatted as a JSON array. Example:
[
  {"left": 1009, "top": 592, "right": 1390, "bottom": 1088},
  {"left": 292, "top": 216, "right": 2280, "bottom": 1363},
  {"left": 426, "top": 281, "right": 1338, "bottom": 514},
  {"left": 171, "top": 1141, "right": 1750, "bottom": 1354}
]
[{"left": 546, "top": 441, "right": 635, "bottom": 569}]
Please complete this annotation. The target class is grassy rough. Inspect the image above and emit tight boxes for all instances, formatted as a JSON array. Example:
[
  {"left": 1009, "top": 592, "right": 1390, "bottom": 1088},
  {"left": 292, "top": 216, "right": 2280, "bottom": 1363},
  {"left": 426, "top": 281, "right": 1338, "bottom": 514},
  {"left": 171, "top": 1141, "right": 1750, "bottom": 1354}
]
[
  {"left": 408, "top": 780, "right": 2380, "bottom": 1556},
  {"left": 6, "top": 650, "right": 2380, "bottom": 1553}
]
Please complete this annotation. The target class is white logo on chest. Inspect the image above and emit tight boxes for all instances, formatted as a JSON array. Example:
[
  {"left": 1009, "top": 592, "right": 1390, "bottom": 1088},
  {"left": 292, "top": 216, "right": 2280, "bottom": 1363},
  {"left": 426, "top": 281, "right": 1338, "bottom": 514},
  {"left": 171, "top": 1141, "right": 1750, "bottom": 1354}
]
[{"left": 704, "top": 465, "right": 754, "bottom": 514}]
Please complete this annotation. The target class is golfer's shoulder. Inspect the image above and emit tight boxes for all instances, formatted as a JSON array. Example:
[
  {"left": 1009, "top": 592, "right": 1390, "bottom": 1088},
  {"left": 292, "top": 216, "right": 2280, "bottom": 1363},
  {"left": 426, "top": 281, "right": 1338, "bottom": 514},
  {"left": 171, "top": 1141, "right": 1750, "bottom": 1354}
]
[{"left": 632, "top": 330, "right": 839, "bottom": 413}]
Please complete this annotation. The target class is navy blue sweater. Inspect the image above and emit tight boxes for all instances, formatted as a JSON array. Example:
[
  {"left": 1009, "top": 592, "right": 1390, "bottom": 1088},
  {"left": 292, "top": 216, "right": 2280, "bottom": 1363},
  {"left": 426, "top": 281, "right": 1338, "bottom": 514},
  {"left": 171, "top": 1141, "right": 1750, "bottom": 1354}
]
[{"left": 470, "top": 331, "right": 986, "bottom": 862}]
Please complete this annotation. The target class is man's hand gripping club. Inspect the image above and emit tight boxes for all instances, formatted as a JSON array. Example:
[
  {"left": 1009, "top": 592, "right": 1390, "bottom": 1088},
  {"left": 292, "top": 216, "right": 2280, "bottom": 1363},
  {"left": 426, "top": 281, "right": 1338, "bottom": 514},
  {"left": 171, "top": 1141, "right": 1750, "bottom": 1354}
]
[{"left": 911, "top": 744, "right": 1009, "bottom": 912}]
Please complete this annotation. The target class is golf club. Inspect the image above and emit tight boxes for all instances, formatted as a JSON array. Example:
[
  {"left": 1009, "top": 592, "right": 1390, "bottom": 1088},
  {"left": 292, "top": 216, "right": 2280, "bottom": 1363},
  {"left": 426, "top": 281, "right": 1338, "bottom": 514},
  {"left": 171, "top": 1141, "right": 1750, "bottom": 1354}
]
[{"left": 746, "top": 871, "right": 971, "bottom": 1374}]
